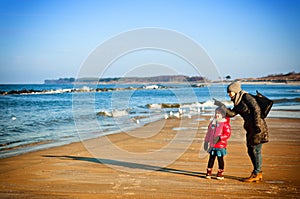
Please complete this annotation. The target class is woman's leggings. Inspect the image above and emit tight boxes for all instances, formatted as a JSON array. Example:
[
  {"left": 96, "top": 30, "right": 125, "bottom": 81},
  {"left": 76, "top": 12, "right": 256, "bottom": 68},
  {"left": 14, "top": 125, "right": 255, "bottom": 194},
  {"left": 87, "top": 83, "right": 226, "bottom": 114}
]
[{"left": 207, "top": 155, "right": 224, "bottom": 170}]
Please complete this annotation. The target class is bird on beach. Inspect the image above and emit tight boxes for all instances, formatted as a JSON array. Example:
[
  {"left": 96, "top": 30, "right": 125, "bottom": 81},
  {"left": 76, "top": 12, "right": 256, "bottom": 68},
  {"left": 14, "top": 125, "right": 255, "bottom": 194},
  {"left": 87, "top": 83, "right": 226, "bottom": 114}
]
[{"left": 173, "top": 112, "right": 180, "bottom": 118}]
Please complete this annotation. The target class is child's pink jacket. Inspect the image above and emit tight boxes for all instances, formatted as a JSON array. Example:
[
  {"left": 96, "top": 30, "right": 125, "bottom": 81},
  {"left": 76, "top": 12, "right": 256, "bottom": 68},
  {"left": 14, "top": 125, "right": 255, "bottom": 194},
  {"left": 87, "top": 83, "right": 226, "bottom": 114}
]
[{"left": 205, "top": 117, "right": 231, "bottom": 148}]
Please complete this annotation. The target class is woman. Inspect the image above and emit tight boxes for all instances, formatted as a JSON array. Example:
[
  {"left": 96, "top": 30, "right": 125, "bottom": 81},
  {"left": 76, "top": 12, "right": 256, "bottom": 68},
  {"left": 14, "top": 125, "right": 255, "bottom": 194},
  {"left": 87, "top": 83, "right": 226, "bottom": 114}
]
[{"left": 214, "top": 81, "right": 269, "bottom": 182}]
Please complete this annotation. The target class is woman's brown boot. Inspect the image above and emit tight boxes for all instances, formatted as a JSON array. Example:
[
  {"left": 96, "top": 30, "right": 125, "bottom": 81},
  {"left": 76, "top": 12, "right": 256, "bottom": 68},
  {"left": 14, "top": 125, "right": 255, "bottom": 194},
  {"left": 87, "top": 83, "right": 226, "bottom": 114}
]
[{"left": 243, "top": 172, "right": 262, "bottom": 182}]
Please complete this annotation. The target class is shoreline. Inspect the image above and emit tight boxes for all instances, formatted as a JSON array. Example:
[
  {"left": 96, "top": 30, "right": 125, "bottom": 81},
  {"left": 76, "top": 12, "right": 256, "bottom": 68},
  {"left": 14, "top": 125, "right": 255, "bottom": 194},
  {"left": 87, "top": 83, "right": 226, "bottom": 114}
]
[
  {"left": 0, "top": 115, "right": 299, "bottom": 198},
  {"left": 1, "top": 80, "right": 300, "bottom": 86},
  {"left": 1, "top": 108, "right": 299, "bottom": 160},
  {"left": 1, "top": 81, "right": 299, "bottom": 96},
  {"left": 1, "top": 107, "right": 300, "bottom": 160}
]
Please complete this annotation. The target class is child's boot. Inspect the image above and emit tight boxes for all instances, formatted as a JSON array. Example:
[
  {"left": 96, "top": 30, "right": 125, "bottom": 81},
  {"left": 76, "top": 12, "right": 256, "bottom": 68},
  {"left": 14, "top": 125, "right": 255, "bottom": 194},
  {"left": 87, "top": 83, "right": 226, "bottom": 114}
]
[
  {"left": 206, "top": 168, "right": 212, "bottom": 179},
  {"left": 217, "top": 169, "right": 224, "bottom": 180}
]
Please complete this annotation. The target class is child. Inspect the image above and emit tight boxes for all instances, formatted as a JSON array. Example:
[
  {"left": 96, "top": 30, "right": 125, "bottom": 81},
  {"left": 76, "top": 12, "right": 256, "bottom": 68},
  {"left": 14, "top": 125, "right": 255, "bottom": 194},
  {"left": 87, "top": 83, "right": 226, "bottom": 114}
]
[{"left": 204, "top": 106, "right": 231, "bottom": 180}]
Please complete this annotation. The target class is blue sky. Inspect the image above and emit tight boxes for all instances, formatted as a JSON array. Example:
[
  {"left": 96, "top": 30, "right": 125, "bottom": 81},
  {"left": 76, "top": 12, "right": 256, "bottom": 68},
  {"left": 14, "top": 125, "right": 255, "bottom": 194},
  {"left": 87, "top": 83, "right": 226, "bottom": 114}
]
[{"left": 0, "top": 0, "right": 299, "bottom": 83}]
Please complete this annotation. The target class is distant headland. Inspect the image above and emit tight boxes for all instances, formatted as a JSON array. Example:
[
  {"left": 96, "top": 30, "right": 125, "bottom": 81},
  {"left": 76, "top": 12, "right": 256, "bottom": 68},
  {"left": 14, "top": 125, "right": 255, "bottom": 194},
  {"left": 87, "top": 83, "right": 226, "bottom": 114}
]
[
  {"left": 44, "top": 72, "right": 300, "bottom": 84},
  {"left": 1, "top": 72, "right": 299, "bottom": 95},
  {"left": 237, "top": 72, "right": 300, "bottom": 84},
  {"left": 44, "top": 75, "right": 207, "bottom": 84}
]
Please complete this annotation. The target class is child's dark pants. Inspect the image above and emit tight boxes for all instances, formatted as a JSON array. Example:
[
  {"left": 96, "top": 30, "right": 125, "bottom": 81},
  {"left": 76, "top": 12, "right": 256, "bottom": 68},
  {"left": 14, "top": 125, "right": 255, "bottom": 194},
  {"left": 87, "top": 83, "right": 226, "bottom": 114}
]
[{"left": 207, "top": 155, "right": 224, "bottom": 169}]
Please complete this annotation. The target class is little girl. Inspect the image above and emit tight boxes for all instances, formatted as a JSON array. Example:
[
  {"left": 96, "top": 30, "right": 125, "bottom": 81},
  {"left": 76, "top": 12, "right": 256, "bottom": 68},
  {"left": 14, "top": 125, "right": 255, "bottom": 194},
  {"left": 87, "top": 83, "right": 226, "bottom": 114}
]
[{"left": 204, "top": 106, "right": 231, "bottom": 180}]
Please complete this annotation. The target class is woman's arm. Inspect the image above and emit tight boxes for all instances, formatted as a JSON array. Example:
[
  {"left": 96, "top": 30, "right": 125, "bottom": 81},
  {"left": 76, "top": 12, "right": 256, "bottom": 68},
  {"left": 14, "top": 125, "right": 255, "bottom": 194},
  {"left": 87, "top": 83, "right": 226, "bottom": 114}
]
[
  {"left": 224, "top": 107, "right": 238, "bottom": 117},
  {"left": 213, "top": 98, "right": 237, "bottom": 117}
]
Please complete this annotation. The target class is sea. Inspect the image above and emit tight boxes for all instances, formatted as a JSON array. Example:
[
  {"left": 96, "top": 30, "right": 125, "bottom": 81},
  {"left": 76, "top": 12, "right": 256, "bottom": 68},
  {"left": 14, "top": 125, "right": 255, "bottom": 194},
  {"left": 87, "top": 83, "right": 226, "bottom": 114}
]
[{"left": 0, "top": 83, "right": 300, "bottom": 159}]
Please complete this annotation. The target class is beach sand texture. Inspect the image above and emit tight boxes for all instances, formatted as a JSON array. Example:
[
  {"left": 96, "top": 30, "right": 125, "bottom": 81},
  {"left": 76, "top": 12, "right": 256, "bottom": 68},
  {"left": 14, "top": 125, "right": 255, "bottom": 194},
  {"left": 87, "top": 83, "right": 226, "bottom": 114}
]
[{"left": 0, "top": 116, "right": 299, "bottom": 198}]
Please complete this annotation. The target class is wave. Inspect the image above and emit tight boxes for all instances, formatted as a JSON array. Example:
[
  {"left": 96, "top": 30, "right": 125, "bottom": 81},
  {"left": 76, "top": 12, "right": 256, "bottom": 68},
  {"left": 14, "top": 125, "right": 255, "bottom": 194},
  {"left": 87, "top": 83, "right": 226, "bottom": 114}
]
[
  {"left": 147, "top": 102, "right": 197, "bottom": 109},
  {"left": 97, "top": 109, "right": 130, "bottom": 117},
  {"left": 146, "top": 100, "right": 233, "bottom": 110},
  {"left": 144, "top": 97, "right": 300, "bottom": 116},
  {"left": 203, "top": 97, "right": 300, "bottom": 106},
  {"left": 273, "top": 98, "right": 300, "bottom": 104},
  {"left": 38, "top": 97, "right": 300, "bottom": 122},
  {"left": 290, "top": 90, "right": 300, "bottom": 93}
]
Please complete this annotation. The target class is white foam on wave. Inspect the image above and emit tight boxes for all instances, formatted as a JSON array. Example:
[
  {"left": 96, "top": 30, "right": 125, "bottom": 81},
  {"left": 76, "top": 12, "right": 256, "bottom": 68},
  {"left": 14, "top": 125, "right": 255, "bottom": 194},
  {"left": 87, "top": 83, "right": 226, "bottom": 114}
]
[
  {"left": 267, "top": 104, "right": 300, "bottom": 118},
  {"left": 147, "top": 104, "right": 162, "bottom": 109},
  {"left": 290, "top": 90, "right": 300, "bottom": 93},
  {"left": 112, "top": 109, "right": 129, "bottom": 117},
  {"left": 201, "top": 100, "right": 214, "bottom": 107},
  {"left": 97, "top": 109, "right": 129, "bottom": 117},
  {"left": 272, "top": 104, "right": 300, "bottom": 110}
]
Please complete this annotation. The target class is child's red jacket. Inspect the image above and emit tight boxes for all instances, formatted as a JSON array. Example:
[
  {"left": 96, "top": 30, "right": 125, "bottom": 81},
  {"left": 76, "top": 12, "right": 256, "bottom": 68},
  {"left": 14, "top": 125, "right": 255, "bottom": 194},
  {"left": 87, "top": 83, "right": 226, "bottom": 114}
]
[{"left": 205, "top": 117, "right": 231, "bottom": 148}]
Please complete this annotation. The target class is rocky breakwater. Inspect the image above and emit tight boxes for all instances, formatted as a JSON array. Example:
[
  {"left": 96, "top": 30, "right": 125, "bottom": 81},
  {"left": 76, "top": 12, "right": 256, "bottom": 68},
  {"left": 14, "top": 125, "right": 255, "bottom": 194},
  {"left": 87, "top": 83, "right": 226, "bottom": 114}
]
[{"left": 0, "top": 85, "right": 167, "bottom": 95}]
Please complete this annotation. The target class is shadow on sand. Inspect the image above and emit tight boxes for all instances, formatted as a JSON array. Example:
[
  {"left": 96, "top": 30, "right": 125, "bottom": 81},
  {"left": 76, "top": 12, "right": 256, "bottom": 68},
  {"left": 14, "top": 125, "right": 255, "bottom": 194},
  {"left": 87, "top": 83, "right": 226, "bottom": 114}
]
[{"left": 43, "top": 155, "right": 243, "bottom": 181}]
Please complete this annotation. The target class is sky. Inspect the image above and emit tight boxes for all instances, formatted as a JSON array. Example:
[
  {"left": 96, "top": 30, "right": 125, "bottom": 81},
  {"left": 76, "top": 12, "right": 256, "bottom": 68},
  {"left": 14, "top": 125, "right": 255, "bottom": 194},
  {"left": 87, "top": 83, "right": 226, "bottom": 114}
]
[{"left": 0, "top": 0, "right": 299, "bottom": 83}]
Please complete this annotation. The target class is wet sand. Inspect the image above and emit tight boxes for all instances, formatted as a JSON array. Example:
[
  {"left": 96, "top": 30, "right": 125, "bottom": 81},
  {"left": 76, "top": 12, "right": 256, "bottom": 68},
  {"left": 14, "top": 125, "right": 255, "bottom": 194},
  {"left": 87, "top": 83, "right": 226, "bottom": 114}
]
[{"left": 0, "top": 115, "right": 299, "bottom": 198}]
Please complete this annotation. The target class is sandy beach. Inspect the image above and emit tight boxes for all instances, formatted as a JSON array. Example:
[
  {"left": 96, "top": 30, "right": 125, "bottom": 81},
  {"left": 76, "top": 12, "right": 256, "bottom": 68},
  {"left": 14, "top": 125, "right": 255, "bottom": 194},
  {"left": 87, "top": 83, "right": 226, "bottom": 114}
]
[{"left": 0, "top": 115, "right": 299, "bottom": 198}]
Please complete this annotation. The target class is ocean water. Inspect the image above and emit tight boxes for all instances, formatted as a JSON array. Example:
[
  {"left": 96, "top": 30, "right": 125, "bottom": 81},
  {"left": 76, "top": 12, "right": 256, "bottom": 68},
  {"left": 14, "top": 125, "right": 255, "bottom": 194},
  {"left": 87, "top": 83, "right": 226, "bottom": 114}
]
[{"left": 0, "top": 83, "right": 299, "bottom": 159}]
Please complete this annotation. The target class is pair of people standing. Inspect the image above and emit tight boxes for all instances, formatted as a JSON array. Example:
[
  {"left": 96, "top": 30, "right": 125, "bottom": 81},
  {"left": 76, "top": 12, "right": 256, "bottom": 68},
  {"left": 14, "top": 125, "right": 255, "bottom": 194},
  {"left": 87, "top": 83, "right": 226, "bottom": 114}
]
[{"left": 204, "top": 81, "right": 269, "bottom": 182}]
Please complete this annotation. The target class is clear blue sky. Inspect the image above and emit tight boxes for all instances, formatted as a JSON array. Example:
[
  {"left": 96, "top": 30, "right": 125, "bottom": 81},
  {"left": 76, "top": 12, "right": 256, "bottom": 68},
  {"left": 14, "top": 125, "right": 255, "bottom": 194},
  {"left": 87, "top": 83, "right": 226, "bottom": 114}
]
[{"left": 0, "top": 0, "right": 299, "bottom": 83}]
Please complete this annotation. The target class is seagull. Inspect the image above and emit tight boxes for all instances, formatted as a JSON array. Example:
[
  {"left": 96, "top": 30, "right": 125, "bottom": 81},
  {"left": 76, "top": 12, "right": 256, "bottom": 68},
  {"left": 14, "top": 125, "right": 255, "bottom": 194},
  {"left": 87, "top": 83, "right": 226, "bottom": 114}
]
[
  {"left": 178, "top": 108, "right": 183, "bottom": 114},
  {"left": 173, "top": 112, "right": 180, "bottom": 118}
]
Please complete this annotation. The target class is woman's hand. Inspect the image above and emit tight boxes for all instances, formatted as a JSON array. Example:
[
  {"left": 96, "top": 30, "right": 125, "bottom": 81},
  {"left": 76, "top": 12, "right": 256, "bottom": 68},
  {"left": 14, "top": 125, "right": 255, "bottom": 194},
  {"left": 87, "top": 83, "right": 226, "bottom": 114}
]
[{"left": 213, "top": 98, "right": 225, "bottom": 107}]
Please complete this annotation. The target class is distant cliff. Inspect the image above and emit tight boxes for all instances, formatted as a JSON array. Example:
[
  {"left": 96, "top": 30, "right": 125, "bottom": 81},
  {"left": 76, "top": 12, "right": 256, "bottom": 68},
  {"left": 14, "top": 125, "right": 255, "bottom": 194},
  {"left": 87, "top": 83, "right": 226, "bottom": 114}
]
[
  {"left": 44, "top": 72, "right": 300, "bottom": 84},
  {"left": 237, "top": 72, "right": 300, "bottom": 83},
  {"left": 44, "top": 78, "right": 75, "bottom": 84}
]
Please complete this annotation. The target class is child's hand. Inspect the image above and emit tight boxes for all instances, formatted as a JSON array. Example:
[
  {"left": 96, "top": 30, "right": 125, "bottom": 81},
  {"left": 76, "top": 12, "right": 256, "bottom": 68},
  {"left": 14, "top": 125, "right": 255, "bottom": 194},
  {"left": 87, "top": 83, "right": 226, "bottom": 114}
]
[
  {"left": 204, "top": 142, "right": 209, "bottom": 151},
  {"left": 213, "top": 136, "right": 220, "bottom": 144}
]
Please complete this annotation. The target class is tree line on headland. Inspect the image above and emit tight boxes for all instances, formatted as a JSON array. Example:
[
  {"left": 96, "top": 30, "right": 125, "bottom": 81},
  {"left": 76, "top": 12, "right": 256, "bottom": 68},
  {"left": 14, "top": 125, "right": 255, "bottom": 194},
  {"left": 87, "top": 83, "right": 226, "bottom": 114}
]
[
  {"left": 44, "top": 75, "right": 207, "bottom": 84},
  {"left": 44, "top": 72, "right": 300, "bottom": 84}
]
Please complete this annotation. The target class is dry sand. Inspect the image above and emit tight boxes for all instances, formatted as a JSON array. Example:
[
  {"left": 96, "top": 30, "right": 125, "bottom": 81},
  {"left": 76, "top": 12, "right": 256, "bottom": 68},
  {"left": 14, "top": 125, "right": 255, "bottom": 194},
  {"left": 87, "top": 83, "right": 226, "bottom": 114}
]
[{"left": 0, "top": 115, "right": 299, "bottom": 198}]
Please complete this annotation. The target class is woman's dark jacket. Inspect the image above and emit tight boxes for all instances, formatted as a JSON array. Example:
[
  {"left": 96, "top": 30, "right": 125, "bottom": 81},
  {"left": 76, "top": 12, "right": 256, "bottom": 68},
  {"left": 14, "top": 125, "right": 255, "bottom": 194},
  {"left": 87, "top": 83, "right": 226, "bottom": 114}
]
[{"left": 224, "top": 93, "right": 269, "bottom": 146}]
